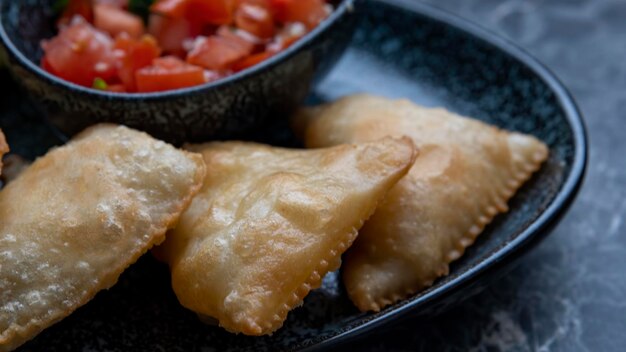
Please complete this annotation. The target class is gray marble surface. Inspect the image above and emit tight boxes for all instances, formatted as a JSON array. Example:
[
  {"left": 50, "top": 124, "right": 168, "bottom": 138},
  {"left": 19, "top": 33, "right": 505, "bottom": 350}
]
[{"left": 349, "top": 0, "right": 624, "bottom": 351}]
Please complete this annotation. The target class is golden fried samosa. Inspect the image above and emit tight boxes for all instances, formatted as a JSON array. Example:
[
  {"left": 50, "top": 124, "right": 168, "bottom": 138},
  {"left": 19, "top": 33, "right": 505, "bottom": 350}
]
[
  {"left": 296, "top": 94, "right": 549, "bottom": 312},
  {"left": 157, "top": 137, "right": 417, "bottom": 335},
  {"left": 0, "top": 124, "right": 205, "bottom": 351},
  {"left": 0, "top": 130, "right": 7, "bottom": 176}
]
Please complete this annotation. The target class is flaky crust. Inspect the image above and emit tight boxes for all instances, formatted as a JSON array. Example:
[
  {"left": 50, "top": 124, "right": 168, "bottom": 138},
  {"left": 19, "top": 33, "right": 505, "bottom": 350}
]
[
  {"left": 297, "top": 94, "right": 549, "bottom": 312},
  {"left": 0, "top": 124, "right": 205, "bottom": 351},
  {"left": 0, "top": 130, "right": 8, "bottom": 176},
  {"left": 157, "top": 137, "right": 416, "bottom": 335}
]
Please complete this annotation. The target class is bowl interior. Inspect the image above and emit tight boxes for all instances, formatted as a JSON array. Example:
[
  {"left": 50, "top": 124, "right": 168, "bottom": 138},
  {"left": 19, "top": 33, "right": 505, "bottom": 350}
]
[{"left": 0, "top": 0, "right": 347, "bottom": 76}]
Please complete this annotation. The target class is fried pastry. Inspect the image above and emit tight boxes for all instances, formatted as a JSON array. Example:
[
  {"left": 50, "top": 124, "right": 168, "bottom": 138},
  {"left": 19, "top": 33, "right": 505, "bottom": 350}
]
[
  {"left": 296, "top": 94, "right": 549, "bottom": 312},
  {"left": 0, "top": 130, "right": 8, "bottom": 176},
  {"left": 0, "top": 124, "right": 205, "bottom": 351},
  {"left": 156, "top": 137, "right": 417, "bottom": 335}
]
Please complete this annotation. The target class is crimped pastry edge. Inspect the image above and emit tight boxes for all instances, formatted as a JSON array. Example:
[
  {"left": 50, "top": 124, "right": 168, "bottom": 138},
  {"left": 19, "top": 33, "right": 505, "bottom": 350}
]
[
  {"left": 220, "top": 138, "right": 418, "bottom": 335},
  {"left": 353, "top": 146, "right": 549, "bottom": 312},
  {"left": 230, "top": 226, "right": 362, "bottom": 336}
]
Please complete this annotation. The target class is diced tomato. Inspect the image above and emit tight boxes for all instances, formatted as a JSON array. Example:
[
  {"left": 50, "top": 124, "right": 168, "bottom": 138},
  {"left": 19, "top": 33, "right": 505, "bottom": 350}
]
[
  {"left": 185, "top": 0, "right": 236, "bottom": 26},
  {"left": 135, "top": 56, "right": 206, "bottom": 92},
  {"left": 151, "top": 0, "right": 235, "bottom": 25},
  {"left": 41, "top": 18, "right": 117, "bottom": 87},
  {"left": 236, "top": 0, "right": 274, "bottom": 13},
  {"left": 95, "top": 0, "right": 129, "bottom": 8},
  {"left": 235, "top": 2, "right": 275, "bottom": 39},
  {"left": 267, "top": 22, "right": 305, "bottom": 53},
  {"left": 107, "top": 84, "right": 127, "bottom": 92},
  {"left": 270, "top": 0, "right": 327, "bottom": 28},
  {"left": 40, "top": 57, "right": 58, "bottom": 75},
  {"left": 281, "top": 33, "right": 301, "bottom": 48},
  {"left": 186, "top": 35, "right": 252, "bottom": 70},
  {"left": 231, "top": 51, "right": 272, "bottom": 72},
  {"left": 216, "top": 26, "right": 256, "bottom": 54},
  {"left": 114, "top": 34, "right": 162, "bottom": 91},
  {"left": 153, "top": 56, "right": 185, "bottom": 68},
  {"left": 204, "top": 70, "right": 224, "bottom": 83},
  {"left": 150, "top": 0, "right": 189, "bottom": 18},
  {"left": 94, "top": 4, "right": 145, "bottom": 38},
  {"left": 148, "top": 14, "right": 200, "bottom": 55},
  {"left": 45, "top": 0, "right": 330, "bottom": 92},
  {"left": 276, "top": 30, "right": 302, "bottom": 49}
]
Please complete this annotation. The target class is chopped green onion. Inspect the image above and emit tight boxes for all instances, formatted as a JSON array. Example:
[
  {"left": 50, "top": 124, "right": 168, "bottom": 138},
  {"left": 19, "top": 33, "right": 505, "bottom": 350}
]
[{"left": 93, "top": 78, "right": 108, "bottom": 91}]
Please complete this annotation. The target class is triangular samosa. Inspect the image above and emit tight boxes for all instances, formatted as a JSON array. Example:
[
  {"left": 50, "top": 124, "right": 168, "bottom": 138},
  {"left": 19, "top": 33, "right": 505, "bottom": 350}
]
[
  {"left": 296, "top": 94, "right": 549, "bottom": 312},
  {"left": 0, "top": 125, "right": 205, "bottom": 351},
  {"left": 157, "top": 137, "right": 417, "bottom": 335}
]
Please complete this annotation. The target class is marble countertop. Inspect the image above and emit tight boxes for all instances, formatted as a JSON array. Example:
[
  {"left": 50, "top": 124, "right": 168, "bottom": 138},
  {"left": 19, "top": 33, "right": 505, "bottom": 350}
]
[{"left": 348, "top": 0, "right": 624, "bottom": 350}]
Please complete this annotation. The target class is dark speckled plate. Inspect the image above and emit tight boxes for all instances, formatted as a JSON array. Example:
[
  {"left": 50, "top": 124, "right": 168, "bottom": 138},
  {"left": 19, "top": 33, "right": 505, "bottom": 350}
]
[{"left": 1, "top": 0, "right": 586, "bottom": 351}]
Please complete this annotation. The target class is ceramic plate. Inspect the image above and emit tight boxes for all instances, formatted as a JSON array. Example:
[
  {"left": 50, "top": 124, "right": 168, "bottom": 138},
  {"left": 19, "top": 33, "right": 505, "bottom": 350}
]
[{"left": 1, "top": 0, "right": 586, "bottom": 351}]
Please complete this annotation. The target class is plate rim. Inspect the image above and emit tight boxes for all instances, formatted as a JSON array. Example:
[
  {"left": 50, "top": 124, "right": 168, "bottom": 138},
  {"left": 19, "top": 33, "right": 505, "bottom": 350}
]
[{"left": 301, "top": 0, "right": 588, "bottom": 350}]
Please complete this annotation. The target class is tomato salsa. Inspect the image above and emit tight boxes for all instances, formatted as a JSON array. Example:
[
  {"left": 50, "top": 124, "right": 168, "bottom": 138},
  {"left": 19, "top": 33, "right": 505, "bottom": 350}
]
[{"left": 41, "top": 0, "right": 332, "bottom": 93}]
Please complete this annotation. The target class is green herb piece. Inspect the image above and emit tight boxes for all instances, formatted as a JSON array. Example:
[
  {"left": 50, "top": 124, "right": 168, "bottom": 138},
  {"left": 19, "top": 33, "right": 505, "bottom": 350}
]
[
  {"left": 93, "top": 78, "right": 108, "bottom": 91},
  {"left": 53, "top": 0, "right": 69, "bottom": 14},
  {"left": 129, "top": 0, "right": 155, "bottom": 23}
]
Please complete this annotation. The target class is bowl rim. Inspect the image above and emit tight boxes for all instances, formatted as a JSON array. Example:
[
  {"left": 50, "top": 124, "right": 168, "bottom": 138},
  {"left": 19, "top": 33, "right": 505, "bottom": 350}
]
[
  {"left": 0, "top": 0, "right": 355, "bottom": 100},
  {"left": 301, "top": 0, "right": 588, "bottom": 350}
]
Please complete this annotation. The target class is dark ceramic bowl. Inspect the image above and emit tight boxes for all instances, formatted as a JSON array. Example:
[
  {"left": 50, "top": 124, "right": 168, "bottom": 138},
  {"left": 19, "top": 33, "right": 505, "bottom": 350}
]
[{"left": 0, "top": 0, "right": 357, "bottom": 143}]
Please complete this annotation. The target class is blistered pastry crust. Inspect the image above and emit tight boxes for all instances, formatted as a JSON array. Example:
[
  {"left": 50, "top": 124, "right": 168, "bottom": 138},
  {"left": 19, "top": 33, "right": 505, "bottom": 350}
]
[
  {"left": 357, "top": 144, "right": 547, "bottom": 312},
  {"left": 0, "top": 125, "right": 205, "bottom": 351},
  {"left": 160, "top": 137, "right": 416, "bottom": 335},
  {"left": 234, "top": 226, "right": 361, "bottom": 335},
  {"left": 297, "top": 94, "right": 549, "bottom": 312}
]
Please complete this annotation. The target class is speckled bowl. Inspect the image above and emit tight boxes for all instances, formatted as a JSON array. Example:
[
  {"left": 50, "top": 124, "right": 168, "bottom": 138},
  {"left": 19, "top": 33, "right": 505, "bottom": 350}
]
[{"left": 0, "top": 0, "right": 357, "bottom": 143}]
